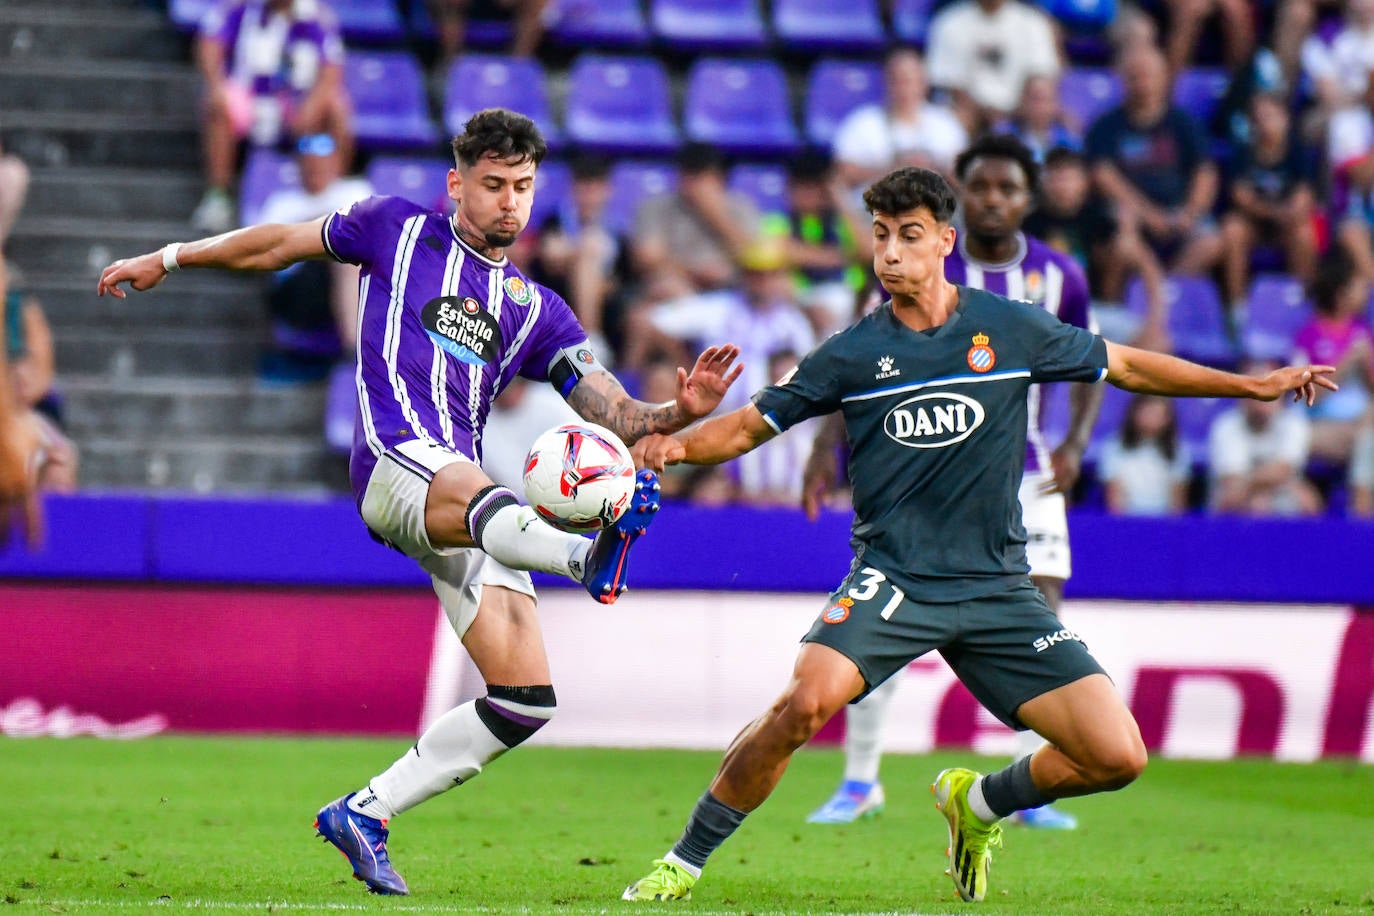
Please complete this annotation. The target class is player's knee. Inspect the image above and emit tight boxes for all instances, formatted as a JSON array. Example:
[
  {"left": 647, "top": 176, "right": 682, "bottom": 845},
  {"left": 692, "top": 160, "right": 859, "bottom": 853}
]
[
  {"left": 1087, "top": 737, "right": 1148, "bottom": 791},
  {"left": 474, "top": 684, "right": 556, "bottom": 748},
  {"left": 771, "top": 687, "right": 834, "bottom": 746}
]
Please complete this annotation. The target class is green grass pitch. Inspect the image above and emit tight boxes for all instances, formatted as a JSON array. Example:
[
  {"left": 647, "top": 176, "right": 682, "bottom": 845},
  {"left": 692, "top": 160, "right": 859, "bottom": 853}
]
[{"left": 1, "top": 736, "right": 1370, "bottom": 915}]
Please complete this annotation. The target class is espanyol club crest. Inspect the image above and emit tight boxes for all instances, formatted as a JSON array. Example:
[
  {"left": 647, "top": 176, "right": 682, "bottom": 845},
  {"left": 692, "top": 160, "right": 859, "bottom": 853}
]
[
  {"left": 503, "top": 276, "right": 533, "bottom": 306},
  {"left": 822, "top": 598, "right": 853, "bottom": 624},
  {"left": 966, "top": 332, "right": 995, "bottom": 373}
]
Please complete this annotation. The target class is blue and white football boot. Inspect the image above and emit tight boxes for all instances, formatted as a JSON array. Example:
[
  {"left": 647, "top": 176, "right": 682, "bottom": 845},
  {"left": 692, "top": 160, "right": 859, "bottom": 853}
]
[
  {"left": 806, "top": 780, "right": 886, "bottom": 824},
  {"left": 315, "top": 794, "right": 409, "bottom": 895},
  {"left": 582, "top": 468, "right": 660, "bottom": 604}
]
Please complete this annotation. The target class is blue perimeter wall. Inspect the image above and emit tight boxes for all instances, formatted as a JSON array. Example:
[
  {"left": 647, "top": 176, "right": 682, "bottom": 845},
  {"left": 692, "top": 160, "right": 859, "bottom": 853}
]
[{"left": 2, "top": 493, "right": 1372, "bottom": 604}]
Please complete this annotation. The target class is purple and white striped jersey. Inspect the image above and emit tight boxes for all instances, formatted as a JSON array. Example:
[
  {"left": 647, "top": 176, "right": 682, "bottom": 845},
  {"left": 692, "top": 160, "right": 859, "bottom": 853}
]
[
  {"left": 944, "top": 232, "right": 1095, "bottom": 474},
  {"left": 324, "top": 195, "right": 591, "bottom": 506},
  {"left": 202, "top": 0, "right": 344, "bottom": 97}
]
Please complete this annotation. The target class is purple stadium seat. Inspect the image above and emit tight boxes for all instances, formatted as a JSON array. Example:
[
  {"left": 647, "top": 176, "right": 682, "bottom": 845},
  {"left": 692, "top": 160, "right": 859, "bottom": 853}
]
[
  {"left": 605, "top": 160, "right": 679, "bottom": 236},
  {"left": 684, "top": 58, "right": 800, "bottom": 156},
  {"left": 1172, "top": 67, "right": 1229, "bottom": 126},
  {"left": 443, "top": 54, "right": 558, "bottom": 146},
  {"left": 549, "top": 0, "right": 651, "bottom": 47},
  {"left": 330, "top": 0, "right": 406, "bottom": 43},
  {"left": 1130, "top": 276, "right": 1238, "bottom": 367},
  {"left": 891, "top": 0, "right": 938, "bottom": 45},
  {"left": 1059, "top": 68, "right": 1123, "bottom": 132},
  {"left": 239, "top": 149, "right": 300, "bottom": 227},
  {"left": 650, "top": 0, "right": 768, "bottom": 51},
  {"left": 728, "top": 163, "right": 789, "bottom": 215},
  {"left": 344, "top": 51, "right": 441, "bottom": 151},
  {"left": 772, "top": 0, "right": 888, "bottom": 52},
  {"left": 1243, "top": 273, "right": 1310, "bottom": 361},
  {"left": 530, "top": 159, "right": 573, "bottom": 233},
  {"left": 366, "top": 156, "right": 452, "bottom": 213},
  {"left": 805, "top": 59, "right": 885, "bottom": 147},
  {"left": 564, "top": 54, "right": 680, "bottom": 154}
]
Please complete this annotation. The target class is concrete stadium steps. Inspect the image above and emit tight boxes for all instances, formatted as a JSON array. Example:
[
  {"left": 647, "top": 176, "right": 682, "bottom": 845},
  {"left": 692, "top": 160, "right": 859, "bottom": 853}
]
[
  {"left": 0, "top": 111, "right": 201, "bottom": 171},
  {"left": 76, "top": 434, "right": 346, "bottom": 494},
  {"left": 54, "top": 327, "right": 269, "bottom": 379},
  {"left": 0, "top": 7, "right": 186, "bottom": 63},
  {"left": 26, "top": 168, "right": 205, "bottom": 224},
  {"left": 8, "top": 215, "right": 196, "bottom": 277},
  {"left": 0, "top": 59, "right": 201, "bottom": 120},
  {"left": 60, "top": 376, "right": 330, "bottom": 438},
  {"left": 22, "top": 272, "right": 267, "bottom": 333}
]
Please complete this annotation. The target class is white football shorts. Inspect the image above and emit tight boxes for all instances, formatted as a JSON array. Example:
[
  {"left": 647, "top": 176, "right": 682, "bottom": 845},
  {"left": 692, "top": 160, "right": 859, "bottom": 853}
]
[
  {"left": 361, "top": 439, "right": 536, "bottom": 639},
  {"left": 1018, "top": 470, "right": 1071, "bottom": 582}
]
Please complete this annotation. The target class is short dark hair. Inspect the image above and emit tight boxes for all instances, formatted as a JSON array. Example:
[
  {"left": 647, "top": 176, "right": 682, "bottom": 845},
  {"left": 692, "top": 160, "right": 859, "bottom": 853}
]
[
  {"left": 1044, "top": 146, "right": 1086, "bottom": 171},
  {"left": 954, "top": 134, "right": 1041, "bottom": 196},
  {"left": 569, "top": 151, "right": 611, "bottom": 182},
  {"left": 1310, "top": 250, "right": 1357, "bottom": 316},
  {"left": 677, "top": 141, "right": 725, "bottom": 175},
  {"left": 451, "top": 108, "right": 547, "bottom": 169},
  {"left": 862, "top": 167, "right": 957, "bottom": 223}
]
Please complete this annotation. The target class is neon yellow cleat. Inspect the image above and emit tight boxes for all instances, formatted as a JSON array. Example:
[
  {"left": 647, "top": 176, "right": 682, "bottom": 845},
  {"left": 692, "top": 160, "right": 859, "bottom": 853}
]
[
  {"left": 931, "top": 767, "right": 1004, "bottom": 902},
  {"left": 621, "top": 859, "right": 696, "bottom": 901}
]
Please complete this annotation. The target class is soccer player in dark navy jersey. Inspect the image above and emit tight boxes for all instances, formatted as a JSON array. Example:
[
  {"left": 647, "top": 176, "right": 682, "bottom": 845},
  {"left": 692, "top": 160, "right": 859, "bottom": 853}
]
[
  {"left": 808, "top": 135, "right": 1100, "bottom": 829},
  {"left": 622, "top": 166, "right": 1335, "bottom": 905},
  {"left": 98, "top": 108, "right": 743, "bottom": 897}
]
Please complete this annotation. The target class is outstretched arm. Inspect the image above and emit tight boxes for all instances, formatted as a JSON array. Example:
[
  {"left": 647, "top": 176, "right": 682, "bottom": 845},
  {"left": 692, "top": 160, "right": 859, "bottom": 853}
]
[
  {"left": 96, "top": 217, "right": 330, "bottom": 298},
  {"left": 566, "top": 345, "right": 743, "bottom": 444},
  {"left": 1105, "top": 341, "right": 1337, "bottom": 404},
  {"left": 632, "top": 404, "right": 778, "bottom": 472}
]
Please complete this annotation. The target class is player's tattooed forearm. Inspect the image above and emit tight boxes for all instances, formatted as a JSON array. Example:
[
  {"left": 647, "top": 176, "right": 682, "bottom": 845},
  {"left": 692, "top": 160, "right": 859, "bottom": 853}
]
[{"left": 569, "top": 377, "right": 684, "bottom": 443}]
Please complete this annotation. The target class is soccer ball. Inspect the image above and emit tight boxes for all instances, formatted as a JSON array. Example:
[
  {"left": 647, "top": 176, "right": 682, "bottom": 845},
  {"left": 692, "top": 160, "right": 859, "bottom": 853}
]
[{"left": 522, "top": 422, "right": 637, "bottom": 533}]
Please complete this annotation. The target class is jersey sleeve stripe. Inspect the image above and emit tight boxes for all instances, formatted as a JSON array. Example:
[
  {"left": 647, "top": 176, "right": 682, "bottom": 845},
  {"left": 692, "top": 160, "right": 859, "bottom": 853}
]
[
  {"left": 759, "top": 411, "right": 784, "bottom": 434},
  {"left": 321, "top": 211, "right": 343, "bottom": 262}
]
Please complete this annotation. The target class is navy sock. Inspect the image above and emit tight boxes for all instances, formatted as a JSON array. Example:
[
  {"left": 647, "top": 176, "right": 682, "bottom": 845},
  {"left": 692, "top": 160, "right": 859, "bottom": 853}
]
[
  {"left": 981, "top": 754, "right": 1051, "bottom": 818},
  {"left": 669, "top": 791, "right": 747, "bottom": 870}
]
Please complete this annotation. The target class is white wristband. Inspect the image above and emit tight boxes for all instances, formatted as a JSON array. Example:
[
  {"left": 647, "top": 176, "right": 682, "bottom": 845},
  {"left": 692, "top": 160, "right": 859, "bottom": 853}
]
[{"left": 162, "top": 243, "right": 182, "bottom": 273}]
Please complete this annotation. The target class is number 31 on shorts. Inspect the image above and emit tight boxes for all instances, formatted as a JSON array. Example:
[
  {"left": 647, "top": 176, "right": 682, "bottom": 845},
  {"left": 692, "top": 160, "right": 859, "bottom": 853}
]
[{"left": 848, "top": 567, "right": 906, "bottom": 621}]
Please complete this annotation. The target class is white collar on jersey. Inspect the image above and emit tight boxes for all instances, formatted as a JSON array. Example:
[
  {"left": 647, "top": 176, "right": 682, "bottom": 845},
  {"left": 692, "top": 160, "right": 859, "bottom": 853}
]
[
  {"left": 957, "top": 231, "right": 1028, "bottom": 273},
  {"left": 449, "top": 216, "right": 510, "bottom": 268}
]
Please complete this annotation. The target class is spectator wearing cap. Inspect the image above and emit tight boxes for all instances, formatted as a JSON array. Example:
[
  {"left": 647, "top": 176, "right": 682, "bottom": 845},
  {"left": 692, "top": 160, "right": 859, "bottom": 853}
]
[
  {"left": 192, "top": 0, "right": 353, "bottom": 233},
  {"left": 761, "top": 149, "right": 866, "bottom": 338},
  {"left": 629, "top": 142, "right": 762, "bottom": 307}
]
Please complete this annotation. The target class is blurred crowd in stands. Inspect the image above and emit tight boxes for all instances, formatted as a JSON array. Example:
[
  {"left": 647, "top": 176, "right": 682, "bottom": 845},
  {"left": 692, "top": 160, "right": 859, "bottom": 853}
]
[{"left": 11, "top": 0, "right": 1374, "bottom": 519}]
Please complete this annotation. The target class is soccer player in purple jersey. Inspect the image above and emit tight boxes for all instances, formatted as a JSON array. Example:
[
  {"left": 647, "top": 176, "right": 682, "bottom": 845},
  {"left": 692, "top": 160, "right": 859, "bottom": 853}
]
[
  {"left": 97, "top": 108, "right": 743, "bottom": 897},
  {"left": 806, "top": 135, "right": 1102, "bottom": 829}
]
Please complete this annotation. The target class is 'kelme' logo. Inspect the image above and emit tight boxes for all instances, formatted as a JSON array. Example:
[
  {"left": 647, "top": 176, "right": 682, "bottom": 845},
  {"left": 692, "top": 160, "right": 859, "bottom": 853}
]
[
  {"left": 422, "top": 296, "right": 504, "bottom": 366},
  {"left": 875, "top": 355, "right": 900, "bottom": 380},
  {"left": 883, "top": 391, "right": 985, "bottom": 448}
]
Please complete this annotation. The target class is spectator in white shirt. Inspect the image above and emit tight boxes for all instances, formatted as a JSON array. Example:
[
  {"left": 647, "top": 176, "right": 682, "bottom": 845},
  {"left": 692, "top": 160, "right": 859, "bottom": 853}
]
[
  {"left": 1100, "top": 394, "right": 1192, "bottom": 515},
  {"left": 925, "top": 0, "right": 1061, "bottom": 130},
  {"left": 1350, "top": 419, "right": 1374, "bottom": 516},
  {"left": 830, "top": 47, "right": 968, "bottom": 193},
  {"left": 1208, "top": 358, "right": 1323, "bottom": 515}
]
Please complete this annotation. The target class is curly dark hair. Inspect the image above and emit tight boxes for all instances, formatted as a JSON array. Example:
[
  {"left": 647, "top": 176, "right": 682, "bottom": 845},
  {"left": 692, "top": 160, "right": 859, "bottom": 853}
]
[
  {"left": 954, "top": 134, "right": 1041, "bottom": 197},
  {"left": 862, "top": 167, "right": 957, "bottom": 222},
  {"left": 451, "top": 108, "right": 547, "bottom": 169}
]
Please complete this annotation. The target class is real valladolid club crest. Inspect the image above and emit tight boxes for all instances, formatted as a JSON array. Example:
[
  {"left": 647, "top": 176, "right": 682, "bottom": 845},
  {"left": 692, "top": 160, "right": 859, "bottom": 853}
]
[
  {"left": 966, "top": 333, "right": 995, "bottom": 373},
  {"left": 503, "top": 276, "right": 533, "bottom": 305}
]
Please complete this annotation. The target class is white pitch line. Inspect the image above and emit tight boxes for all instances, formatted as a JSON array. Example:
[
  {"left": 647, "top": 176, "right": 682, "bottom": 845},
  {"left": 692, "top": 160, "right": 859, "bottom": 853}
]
[{"left": 17, "top": 899, "right": 962, "bottom": 916}]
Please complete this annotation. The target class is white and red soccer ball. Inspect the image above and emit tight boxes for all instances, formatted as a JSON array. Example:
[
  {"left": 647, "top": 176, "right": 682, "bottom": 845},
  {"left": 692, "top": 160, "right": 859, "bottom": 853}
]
[{"left": 522, "top": 422, "right": 636, "bottom": 533}]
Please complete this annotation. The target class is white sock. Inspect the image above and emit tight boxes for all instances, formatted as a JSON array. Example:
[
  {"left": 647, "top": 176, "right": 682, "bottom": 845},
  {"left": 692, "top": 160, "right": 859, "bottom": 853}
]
[
  {"left": 662, "top": 851, "right": 703, "bottom": 879},
  {"left": 1014, "top": 728, "right": 1045, "bottom": 760},
  {"left": 361, "top": 700, "right": 511, "bottom": 819},
  {"left": 478, "top": 503, "right": 591, "bottom": 582},
  {"left": 966, "top": 776, "right": 1001, "bottom": 825},
  {"left": 843, "top": 675, "right": 901, "bottom": 784}
]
